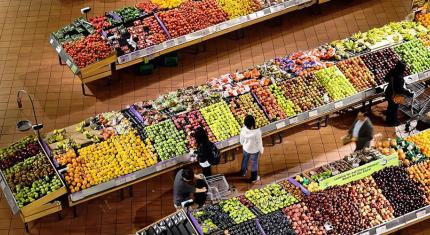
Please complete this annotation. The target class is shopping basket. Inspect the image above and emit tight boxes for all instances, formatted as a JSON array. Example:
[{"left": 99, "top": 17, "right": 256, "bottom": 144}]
[{"left": 202, "top": 174, "right": 233, "bottom": 203}]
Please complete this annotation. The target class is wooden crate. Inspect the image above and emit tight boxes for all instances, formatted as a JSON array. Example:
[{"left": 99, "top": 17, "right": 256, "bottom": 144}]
[
  {"left": 20, "top": 201, "right": 62, "bottom": 223},
  {"left": 20, "top": 187, "right": 66, "bottom": 217},
  {"left": 78, "top": 53, "right": 116, "bottom": 83}
]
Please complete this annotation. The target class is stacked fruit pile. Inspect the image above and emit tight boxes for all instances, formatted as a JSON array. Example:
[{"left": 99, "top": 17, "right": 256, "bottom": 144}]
[
  {"left": 315, "top": 66, "right": 357, "bottom": 101},
  {"left": 280, "top": 74, "right": 330, "bottom": 111},
  {"left": 244, "top": 183, "right": 298, "bottom": 214},
  {"left": 304, "top": 186, "right": 368, "bottom": 235},
  {"left": 407, "top": 161, "right": 430, "bottom": 204},
  {"left": 227, "top": 93, "right": 269, "bottom": 128},
  {"left": 277, "top": 180, "right": 304, "bottom": 201},
  {"left": 372, "top": 166, "right": 427, "bottom": 217},
  {"left": 417, "top": 13, "right": 430, "bottom": 29},
  {"left": 172, "top": 110, "right": 217, "bottom": 148},
  {"left": 215, "top": 0, "right": 262, "bottom": 19},
  {"left": 258, "top": 211, "right": 296, "bottom": 235},
  {"left": 275, "top": 50, "right": 335, "bottom": 77},
  {"left": 252, "top": 86, "right": 287, "bottom": 122},
  {"left": 0, "top": 136, "right": 63, "bottom": 207},
  {"left": 406, "top": 129, "right": 430, "bottom": 157},
  {"left": 269, "top": 84, "right": 301, "bottom": 117},
  {"left": 65, "top": 131, "right": 157, "bottom": 192},
  {"left": 347, "top": 178, "right": 395, "bottom": 227},
  {"left": 360, "top": 48, "right": 409, "bottom": 85},
  {"left": 63, "top": 33, "right": 113, "bottom": 68},
  {"left": 394, "top": 39, "right": 430, "bottom": 74},
  {"left": 375, "top": 137, "right": 427, "bottom": 166},
  {"left": 283, "top": 202, "right": 325, "bottom": 235},
  {"left": 221, "top": 197, "right": 256, "bottom": 224},
  {"left": 200, "top": 102, "right": 240, "bottom": 141},
  {"left": 134, "top": 101, "right": 169, "bottom": 126},
  {"left": 193, "top": 204, "right": 235, "bottom": 233},
  {"left": 145, "top": 120, "right": 187, "bottom": 160},
  {"left": 176, "top": 0, "right": 229, "bottom": 32},
  {"left": 336, "top": 57, "right": 377, "bottom": 91}
]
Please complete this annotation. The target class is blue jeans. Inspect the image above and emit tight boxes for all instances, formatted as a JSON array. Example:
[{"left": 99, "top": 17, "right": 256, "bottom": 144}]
[{"left": 241, "top": 151, "right": 260, "bottom": 175}]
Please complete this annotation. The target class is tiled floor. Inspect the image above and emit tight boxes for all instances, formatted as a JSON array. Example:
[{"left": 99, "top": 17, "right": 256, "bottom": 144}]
[{"left": 0, "top": 0, "right": 429, "bottom": 234}]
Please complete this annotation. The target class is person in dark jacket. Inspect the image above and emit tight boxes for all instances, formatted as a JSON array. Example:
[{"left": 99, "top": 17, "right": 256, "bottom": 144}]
[
  {"left": 173, "top": 168, "right": 207, "bottom": 209},
  {"left": 193, "top": 127, "right": 215, "bottom": 177},
  {"left": 348, "top": 111, "right": 374, "bottom": 151},
  {"left": 384, "top": 61, "right": 414, "bottom": 126}
]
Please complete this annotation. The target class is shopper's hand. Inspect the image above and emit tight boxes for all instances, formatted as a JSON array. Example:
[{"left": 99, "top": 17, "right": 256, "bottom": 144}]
[
  {"left": 351, "top": 137, "right": 357, "bottom": 142},
  {"left": 196, "top": 187, "right": 207, "bottom": 193},
  {"left": 194, "top": 174, "right": 203, "bottom": 180}
]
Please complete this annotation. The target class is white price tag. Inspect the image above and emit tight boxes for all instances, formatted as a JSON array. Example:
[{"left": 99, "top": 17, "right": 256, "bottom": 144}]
[
  {"left": 276, "top": 122, "right": 286, "bottom": 129},
  {"left": 376, "top": 225, "right": 387, "bottom": 234},
  {"left": 256, "top": 11, "right": 264, "bottom": 18},
  {"left": 165, "top": 40, "right": 175, "bottom": 48},
  {"left": 248, "top": 13, "right": 257, "bottom": 20},
  {"left": 263, "top": 8, "right": 271, "bottom": 14},
  {"left": 146, "top": 46, "right": 155, "bottom": 54},
  {"left": 155, "top": 163, "right": 164, "bottom": 171},
  {"left": 126, "top": 175, "right": 137, "bottom": 182},
  {"left": 406, "top": 74, "right": 419, "bottom": 84},
  {"left": 66, "top": 59, "right": 72, "bottom": 67},
  {"left": 424, "top": 71, "right": 430, "bottom": 79},
  {"left": 360, "top": 231, "right": 370, "bottom": 235},
  {"left": 50, "top": 38, "right": 54, "bottom": 44},
  {"left": 115, "top": 178, "right": 126, "bottom": 186},
  {"left": 416, "top": 209, "right": 426, "bottom": 218},
  {"left": 165, "top": 160, "right": 176, "bottom": 168},
  {"left": 334, "top": 101, "right": 343, "bottom": 109},
  {"left": 309, "top": 110, "right": 318, "bottom": 117},
  {"left": 55, "top": 45, "right": 62, "bottom": 53},
  {"left": 289, "top": 117, "right": 298, "bottom": 124}
]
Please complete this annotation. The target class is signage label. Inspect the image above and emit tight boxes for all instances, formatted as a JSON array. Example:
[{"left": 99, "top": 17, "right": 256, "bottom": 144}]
[
  {"left": 126, "top": 175, "right": 137, "bottom": 182},
  {"left": 334, "top": 101, "right": 343, "bottom": 109},
  {"left": 289, "top": 117, "right": 298, "bottom": 124},
  {"left": 309, "top": 110, "right": 318, "bottom": 117},
  {"left": 115, "top": 177, "right": 126, "bottom": 186},
  {"left": 319, "top": 155, "right": 399, "bottom": 189},
  {"left": 376, "top": 225, "right": 387, "bottom": 234},
  {"left": 50, "top": 38, "right": 54, "bottom": 44},
  {"left": 416, "top": 209, "right": 426, "bottom": 218},
  {"left": 276, "top": 121, "right": 286, "bottom": 129}
]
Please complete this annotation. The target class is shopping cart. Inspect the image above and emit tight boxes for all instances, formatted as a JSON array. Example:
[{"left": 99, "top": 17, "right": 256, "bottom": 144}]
[
  {"left": 398, "top": 82, "right": 430, "bottom": 136},
  {"left": 203, "top": 174, "right": 234, "bottom": 203}
]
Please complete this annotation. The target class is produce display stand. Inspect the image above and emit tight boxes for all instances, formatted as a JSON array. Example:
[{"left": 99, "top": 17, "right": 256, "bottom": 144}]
[
  {"left": 49, "top": 0, "right": 315, "bottom": 95},
  {"left": 0, "top": 139, "right": 67, "bottom": 231},
  {"left": 135, "top": 209, "right": 201, "bottom": 235}
]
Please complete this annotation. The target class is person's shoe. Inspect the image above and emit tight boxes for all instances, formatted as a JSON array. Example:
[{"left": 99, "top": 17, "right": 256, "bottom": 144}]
[
  {"left": 239, "top": 171, "right": 246, "bottom": 177},
  {"left": 251, "top": 176, "right": 260, "bottom": 183}
]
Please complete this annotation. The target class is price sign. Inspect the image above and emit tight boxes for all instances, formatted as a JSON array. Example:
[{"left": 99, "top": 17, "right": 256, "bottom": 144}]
[
  {"left": 55, "top": 45, "right": 62, "bottom": 53},
  {"left": 360, "top": 231, "right": 370, "bottom": 235},
  {"left": 416, "top": 209, "right": 426, "bottom": 218},
  {"left": 115, "top": 177, "right": 126, "bottom": 186},
  {"left": 165, "top": 160, "right": 177, "bottom": 168},
  {"left": 406, "top": 74, "right": 419, "bottom": 84},
  {"left": 248, "top": 13, "right": 257, "bottom": 20},
  {"left": 50, "top": 38, "right": 54, "bottom": 44},
  {"left": 71, "top": 65, "right": 78, "bottom": 74},
  {"left": 165, "top": 40, "right": 175, "bottom": 48},
  {"left": 276, "top": 121, "right": 286, "bottom": 129},
  {"left": 256, "top": 11, "right": 265, "bottom": 18},
  {"left": 289, "top": 117, "right": 298, "bottom": 124},
  {"left": 263, "top": 8, "right": 271, "bottom": 14},
  {"left": 334, "top": 101, "right": 343, "bottom": 109},
  {"left": 126, "top": 175, "right": 137, "bottom": 182},
  {"left": 376, "top": 225, "right": 387, "bottom": 234},
  {"left": 66, "top": 59, "right": 72, "bottom": 67},
  {"left": 424, "top": 70, "right": 430, "bottom": 79},
  {"left": 309, "top": 110, "right": 318, "bottom": 117},
  {"left": 155, "top": 163, "right": 164, "bottom": 171},
  {"left": 146, "top": 46, "right": 156, "bottom": 54}
]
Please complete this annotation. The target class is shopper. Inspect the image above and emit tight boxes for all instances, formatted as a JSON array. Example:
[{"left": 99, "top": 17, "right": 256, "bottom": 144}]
[
  {"left": 193, "top": 127, "right": 220, "bottom": 177},
  {"left": 240, "top": 115, "right": 264, "bottom": 183},
  {"left": 173, "top": 168, "right": 207, "bottom": 209},
  {"left": 384, "top": 61, "right": 414, "bottom": 126},
  {"left": 348, "top": 111, "right": 374, "bottom": 151}
]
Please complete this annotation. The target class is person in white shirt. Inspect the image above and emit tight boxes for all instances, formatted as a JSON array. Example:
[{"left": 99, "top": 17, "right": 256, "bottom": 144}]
[
  {"left": 348, "top": 111, "right": 374, "bottom": 151},
  {"left": 240, "top": 115, "right": 264, "bottom": 183}
]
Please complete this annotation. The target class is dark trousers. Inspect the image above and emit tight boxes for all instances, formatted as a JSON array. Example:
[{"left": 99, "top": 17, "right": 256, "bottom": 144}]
[
  {"left": 355, "top": 140, "right": 370, "bottom": 152},
  {"left": 202, "top": 166, "right": 211, "bottom": 177},
  {"left": 386, "top": 99, "right": 399, "bottom": 124},
  {"left": 194, "top": 179, "right": 207, "bottom": 207}
]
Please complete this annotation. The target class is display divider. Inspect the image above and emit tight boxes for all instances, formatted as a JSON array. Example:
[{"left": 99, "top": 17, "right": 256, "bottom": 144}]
[
  {"left": 287, "top": 177, "right": 310, "bottom": 195},
  {"left": 187, "top": 210, "right": 204, "bottom": 235},
  {"left": 154, "top": 13, "right": 171, "bottom": 39},
  {"left": 255, "top": 218, "right": 267, "bottom": 235}
]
